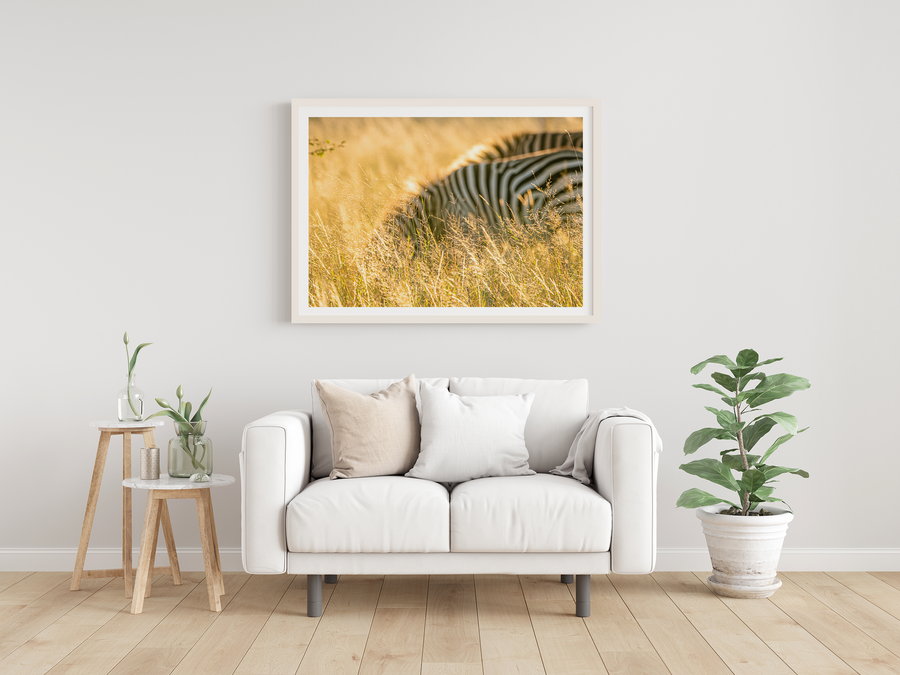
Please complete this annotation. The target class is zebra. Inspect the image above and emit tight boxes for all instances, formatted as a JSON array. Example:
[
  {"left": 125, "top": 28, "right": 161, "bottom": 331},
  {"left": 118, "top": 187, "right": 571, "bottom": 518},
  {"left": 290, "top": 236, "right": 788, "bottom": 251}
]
[
  {"left": 391, "top": 147, "right": 583, "bottom": 242},
  {"left": 477, "top": 130, "right": 583, "bottom": 161}
]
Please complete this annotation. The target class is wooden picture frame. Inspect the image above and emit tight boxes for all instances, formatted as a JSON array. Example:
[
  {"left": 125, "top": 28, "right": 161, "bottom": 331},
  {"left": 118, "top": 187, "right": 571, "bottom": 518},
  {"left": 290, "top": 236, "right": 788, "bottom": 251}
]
[{"left": 292, "top": 99, "right": 599, "bottom": 323}]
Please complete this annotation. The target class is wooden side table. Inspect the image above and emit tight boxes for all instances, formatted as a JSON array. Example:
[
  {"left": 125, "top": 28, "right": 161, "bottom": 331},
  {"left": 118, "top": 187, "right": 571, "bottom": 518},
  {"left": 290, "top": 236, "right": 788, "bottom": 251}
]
[
  {"left": 72, "top": 420, "right": 180, "bottom": 597},
  {"left": 124, "top": 473, "right": 235, "bottom": 614}
]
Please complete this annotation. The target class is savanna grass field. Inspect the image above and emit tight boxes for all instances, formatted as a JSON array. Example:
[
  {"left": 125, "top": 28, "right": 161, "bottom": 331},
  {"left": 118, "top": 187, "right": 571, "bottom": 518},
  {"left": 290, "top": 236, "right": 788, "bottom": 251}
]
[{"left": 308, "top": 117, "right": 585, "bottom": 308}]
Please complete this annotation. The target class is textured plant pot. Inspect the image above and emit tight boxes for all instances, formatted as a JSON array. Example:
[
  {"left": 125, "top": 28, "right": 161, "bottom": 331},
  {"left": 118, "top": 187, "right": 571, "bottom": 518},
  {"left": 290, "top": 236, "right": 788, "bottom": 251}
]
[{"left": 697, "top": 504, "right": 793, "bottom": 599}]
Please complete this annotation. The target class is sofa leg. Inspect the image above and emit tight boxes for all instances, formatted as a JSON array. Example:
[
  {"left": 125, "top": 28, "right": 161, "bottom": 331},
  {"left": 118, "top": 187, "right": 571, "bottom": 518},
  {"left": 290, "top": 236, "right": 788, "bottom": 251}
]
[
  {"left": 575, "top": 574, "right": 590, "bottom": 617},
  {"left": 307, "top": 574, "right": 322, "bottom": 617},
  {"left": 324, "top": 574, "right": 338, "bottom": 584},
  {"left": 560, "top": 574, "right": 574, "bottom": 584}
]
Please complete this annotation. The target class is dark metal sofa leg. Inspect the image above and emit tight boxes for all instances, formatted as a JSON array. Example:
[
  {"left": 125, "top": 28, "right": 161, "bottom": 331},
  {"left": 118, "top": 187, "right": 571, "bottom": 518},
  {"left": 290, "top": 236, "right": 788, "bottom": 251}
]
[
  {"left": 307, "top": 574, "right": 322, "bottom": 617},
  {"left": 575, "top": 574, "right": 591, "bottom": 617},
  {"left": 561, "top": 574, "right": 574, "bottom": 584},
  {"left": 324, "top": 575, "right": 338, "bottom": 584}
]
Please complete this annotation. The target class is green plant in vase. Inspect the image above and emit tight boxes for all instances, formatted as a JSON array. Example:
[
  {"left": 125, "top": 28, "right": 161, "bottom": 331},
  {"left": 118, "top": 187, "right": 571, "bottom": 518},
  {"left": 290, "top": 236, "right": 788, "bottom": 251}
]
[
  {"left": 117, "top": 332, "right": 151, "bottom": 421},
  {"left": 148, "top": 385, "right": 213, "bottom": 477}
]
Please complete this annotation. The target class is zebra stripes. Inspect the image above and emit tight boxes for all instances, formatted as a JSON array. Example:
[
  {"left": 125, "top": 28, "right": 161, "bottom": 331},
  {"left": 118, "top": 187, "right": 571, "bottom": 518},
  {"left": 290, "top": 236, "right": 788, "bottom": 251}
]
[
  {"left": 392, "top": 147, "right": 583, "bottom": 241},
  {"left": 475, "top": 131, "right": 583, "bottom": 161}
]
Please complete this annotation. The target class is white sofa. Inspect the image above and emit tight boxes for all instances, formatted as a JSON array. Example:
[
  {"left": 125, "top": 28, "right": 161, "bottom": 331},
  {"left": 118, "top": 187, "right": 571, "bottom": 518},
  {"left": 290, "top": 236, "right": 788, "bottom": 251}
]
[{"left": 240, "top": 377, "right": 659, "bottom": 617}]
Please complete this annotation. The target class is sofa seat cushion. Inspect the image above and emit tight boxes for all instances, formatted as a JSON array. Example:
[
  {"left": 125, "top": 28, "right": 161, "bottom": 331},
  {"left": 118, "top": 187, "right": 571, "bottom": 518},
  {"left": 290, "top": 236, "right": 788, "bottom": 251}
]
[
  {"left": 450, "top": 474, "right": 611, "bottom": 553},
  {"left": 286, "top": 476, "right": 450, "bottom": 553}
]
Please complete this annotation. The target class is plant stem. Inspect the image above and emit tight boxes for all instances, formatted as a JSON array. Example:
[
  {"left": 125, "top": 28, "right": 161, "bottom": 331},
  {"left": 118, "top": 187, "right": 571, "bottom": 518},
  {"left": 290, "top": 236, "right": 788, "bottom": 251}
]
[{"left": 734, "top": 376, "right": 750, "bottom": 516}]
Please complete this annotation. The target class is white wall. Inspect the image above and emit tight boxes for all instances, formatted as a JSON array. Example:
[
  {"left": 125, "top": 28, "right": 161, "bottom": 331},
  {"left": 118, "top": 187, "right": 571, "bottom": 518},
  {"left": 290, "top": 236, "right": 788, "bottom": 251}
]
[{"left": 2, "top": 1, "right": 898, "bottom": 571}]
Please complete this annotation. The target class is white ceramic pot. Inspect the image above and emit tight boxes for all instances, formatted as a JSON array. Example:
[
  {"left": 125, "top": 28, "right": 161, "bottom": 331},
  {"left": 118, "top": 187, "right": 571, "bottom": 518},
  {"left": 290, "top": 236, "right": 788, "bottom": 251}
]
[{"left": 697, "top": 504, "right": 793, "bottom": 599}]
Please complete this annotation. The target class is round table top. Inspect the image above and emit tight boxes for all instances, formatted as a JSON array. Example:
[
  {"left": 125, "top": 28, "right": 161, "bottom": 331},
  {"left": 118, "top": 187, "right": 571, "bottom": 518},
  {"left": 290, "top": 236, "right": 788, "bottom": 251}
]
[
  {"left": 91, "top": 420, "right": 164, "bottom": 429},
  {"left": 123, "top": 473, "right": 235, "bottom": 490}
]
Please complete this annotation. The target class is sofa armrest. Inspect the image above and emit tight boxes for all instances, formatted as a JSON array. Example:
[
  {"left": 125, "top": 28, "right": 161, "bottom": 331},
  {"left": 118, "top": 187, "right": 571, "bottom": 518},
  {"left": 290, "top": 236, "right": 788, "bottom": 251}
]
[
  {"left": 240, "top": 410, "right": 312, "bottom": 574},
  {"left": 592, "top": 417, "right": 659, "bottom": 574}
]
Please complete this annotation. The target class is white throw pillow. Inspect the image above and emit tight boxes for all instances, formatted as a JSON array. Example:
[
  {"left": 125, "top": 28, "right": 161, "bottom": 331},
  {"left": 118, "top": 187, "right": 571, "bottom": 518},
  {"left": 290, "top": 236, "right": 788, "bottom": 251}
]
[{"left": 407, "top": 381, "right": 535, "bottom": 483}]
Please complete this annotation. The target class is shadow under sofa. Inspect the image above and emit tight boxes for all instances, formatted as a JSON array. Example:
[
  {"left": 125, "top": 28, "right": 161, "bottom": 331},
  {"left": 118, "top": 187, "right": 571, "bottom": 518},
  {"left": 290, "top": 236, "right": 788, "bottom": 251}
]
[{"left": 240, "top": 377, "right": 659, "bottom": 617}]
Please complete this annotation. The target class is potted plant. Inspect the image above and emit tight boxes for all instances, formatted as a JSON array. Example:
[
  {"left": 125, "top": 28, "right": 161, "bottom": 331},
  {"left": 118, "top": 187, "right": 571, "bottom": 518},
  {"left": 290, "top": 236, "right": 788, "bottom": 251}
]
[
  {"left": 117, "top": 332, "right": 151, "bottom": 422},
  {"left": 677, "top": 349, "right": 810, "bottom": 598},
  {"left": 147, "top": 385, "right": 213, "bottom": 478}
]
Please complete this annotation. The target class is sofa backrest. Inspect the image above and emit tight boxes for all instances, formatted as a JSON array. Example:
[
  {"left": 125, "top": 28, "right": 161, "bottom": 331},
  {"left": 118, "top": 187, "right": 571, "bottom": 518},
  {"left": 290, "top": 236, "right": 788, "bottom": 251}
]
[{"left": 310, "top": 377, "right": 589, "bottom": 478}]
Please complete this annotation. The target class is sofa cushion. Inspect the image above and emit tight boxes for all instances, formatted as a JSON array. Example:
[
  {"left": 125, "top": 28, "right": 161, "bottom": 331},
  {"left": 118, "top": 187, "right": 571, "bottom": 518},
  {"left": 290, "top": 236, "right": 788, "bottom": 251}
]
[
  {"left": 407, "top": 382, "right": 535, "bottom": 483},
  {"left": 449, "top": 378, "right": 589, "bottom": 474},
  {"left": 450, "top": 473, "right": 611, "bottom": 552},
  {"left": 316, "top": 375, "right": 420, "bottom": 479},
  {"left": 286, "top": 476, "right": 450, "bottom": 553},
  {"left": 310, "top": 378, "right": 450, "bottom": 478}
]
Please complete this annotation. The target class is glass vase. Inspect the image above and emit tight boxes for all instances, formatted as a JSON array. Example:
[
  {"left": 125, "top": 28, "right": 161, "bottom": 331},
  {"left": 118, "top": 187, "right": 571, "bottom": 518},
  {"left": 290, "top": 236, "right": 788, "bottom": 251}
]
[
  {"left": 117, "top": 372, "right": 144, "bottom": 422},
  {"left": 167, "top": 420, "right": 213, "bottom": 478}
]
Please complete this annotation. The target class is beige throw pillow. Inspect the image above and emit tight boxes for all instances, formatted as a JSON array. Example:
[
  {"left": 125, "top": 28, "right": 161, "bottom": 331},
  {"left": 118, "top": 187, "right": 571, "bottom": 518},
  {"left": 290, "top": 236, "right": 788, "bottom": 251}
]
[{"left": 316, "top": 374, "right": 420, "bottom": 479}]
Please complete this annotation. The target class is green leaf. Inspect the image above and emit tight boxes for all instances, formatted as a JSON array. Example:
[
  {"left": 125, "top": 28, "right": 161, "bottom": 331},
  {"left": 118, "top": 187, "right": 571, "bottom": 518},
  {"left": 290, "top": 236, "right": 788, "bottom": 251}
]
[
  {"left": 742, "top": 417, "right": 777, "bottom": 451},
  {"left": 752, "top": 486, "right": 775, "bottom": 499},
  {"left": 679, "top": 458, "right": 741, "bottom": 492},
  {"left": 738, "top": 468, "right": 767, "bottom": 495},
  {"left": 146, "top": 408, "right": 190, "bottom": 424},
  {"left": 684, "top": 427, "right": 734, "bottom": 455},
  {"left": 711, "top": 372, "right": 738, "bottom": 392},
  {"left": 127, "top": 342, "right": 151, "bottom": 375},
  {"left": 762, "top": 465, "right": 810, "bottom": 480},
  {"left": 183, "top": 402, "right": 192, "bottom": 422},
  {"left": 732, "top": 349, "right": 759, "bottom": 377},
  {"left": 721, "top": 453, "right": 761, "bottom": 471},
  {"left": 690, "top": 355, "right": 737, "bottom": 375},
  {"left": 744, "top": 373, "right": 810, "bottom": 408},
  {"left": 738, "top": 372, "right": 765, "bottom": 391},
  {"left": 760, "top": 412, "right": 799, "bottom": 435},
  {"left": 759, "top": 432, "right": 796, "bottom": 464},
  {"left": 693, "top": 383, "right": 728, "bottom": 397},
  {"left": 191, "top": 388, "right": 213, "bottom": 422},
  {"left": 756, "top": 357, "right": 784, "bottom": 368},
  {"left": 705, "top": 406, "right": 741, "bottom": 434},
  {"left": 676, "top": 488, "right": 739, "bottom": 509}
]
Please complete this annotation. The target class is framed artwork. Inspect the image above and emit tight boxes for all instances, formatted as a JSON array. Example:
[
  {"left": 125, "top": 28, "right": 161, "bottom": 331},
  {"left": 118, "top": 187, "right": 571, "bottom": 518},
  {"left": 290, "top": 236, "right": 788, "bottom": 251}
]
[{"left": 292, "top": 99, "right": 599, "bottom": 323}]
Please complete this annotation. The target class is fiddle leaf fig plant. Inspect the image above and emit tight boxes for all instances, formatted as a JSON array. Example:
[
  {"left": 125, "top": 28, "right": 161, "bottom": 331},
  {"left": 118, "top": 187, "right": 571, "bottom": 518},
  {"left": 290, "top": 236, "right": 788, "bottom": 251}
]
[{"left": 677, "top": 349, "right": 810, "bottom": 516}]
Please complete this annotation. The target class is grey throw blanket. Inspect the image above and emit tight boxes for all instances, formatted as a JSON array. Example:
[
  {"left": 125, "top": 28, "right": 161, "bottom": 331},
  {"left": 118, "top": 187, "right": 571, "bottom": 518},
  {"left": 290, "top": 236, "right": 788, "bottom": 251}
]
[{"left": 550, "top": 407, "right": 663, "bottom": 485}]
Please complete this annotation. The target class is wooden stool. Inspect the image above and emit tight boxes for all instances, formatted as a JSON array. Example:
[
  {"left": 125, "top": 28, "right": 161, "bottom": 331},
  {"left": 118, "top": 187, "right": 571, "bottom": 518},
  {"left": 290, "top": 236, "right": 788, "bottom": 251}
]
[
  {"left": 125, "top": 474, "right": 235, "bottom": 614},
  {"left": 71, "top": 421, "right": 179, "bottom": 597}
]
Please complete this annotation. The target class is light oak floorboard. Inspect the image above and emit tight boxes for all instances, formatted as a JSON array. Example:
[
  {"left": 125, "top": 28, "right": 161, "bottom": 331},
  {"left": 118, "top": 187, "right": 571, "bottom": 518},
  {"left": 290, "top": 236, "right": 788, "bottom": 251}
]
[
  {"left": 357, "top": 574, "right": 428, "bottom": 675},
  {"left": 769, "top": 574, "right": 900, "bottom": 675},
  {"left": 296, "top": 575, "right": 383, "bottom": 675},
  {"left": 654, "top": 572, "right": 793, "bottom": 675},
  {"left": 235, "top": 574, "right": 335, "bottom": 675},
  {"left": 871, "top": 572, "right": 900, "bottom": 593},
  {"left": 783, "top": 572, "right": 900, "bottom": 659},
  {"left": 692, "top": 572, "right": 855, "bottom": 675},
  {"left": 519, "top": 575, "right": 608, "bottom": 675},
  {"left": 169, "top": 573, "right": 294, "bottom": 675},
  {"left": 0, "top": 577, "right": 112, "bottom": 662},
  {"left": 609, "top": 573, "right": 731, "bottom": 675},
  {"left": 422, "top": 576, "right": 483, "bottom": 675},
  {"left": 570, "top": 574, "right": 669, "bottom": 675},
  {"left": 0, "top": 572, "right": 34, "bottom": 594},
  {"left": 828, "top": 572, "right": 900, "bottom": 622},
  {"left": 475, "top": 575, "right": 544, "bottom": 675},
  {"left": 44, "top": 574, "right": 201, "bottom": 675}
]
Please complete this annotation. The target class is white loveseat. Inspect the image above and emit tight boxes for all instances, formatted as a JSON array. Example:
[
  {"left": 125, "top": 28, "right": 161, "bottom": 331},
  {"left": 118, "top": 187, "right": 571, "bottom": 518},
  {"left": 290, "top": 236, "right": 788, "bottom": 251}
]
[{"left": 240, "top": 377, "right": 659, "bottom": 617}]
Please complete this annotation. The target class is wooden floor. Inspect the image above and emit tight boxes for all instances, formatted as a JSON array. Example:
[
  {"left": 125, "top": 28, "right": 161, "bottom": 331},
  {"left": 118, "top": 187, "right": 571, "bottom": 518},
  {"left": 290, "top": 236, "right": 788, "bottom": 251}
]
[{"left": 1, "top": 571, "right": 900, "bottom": 675}]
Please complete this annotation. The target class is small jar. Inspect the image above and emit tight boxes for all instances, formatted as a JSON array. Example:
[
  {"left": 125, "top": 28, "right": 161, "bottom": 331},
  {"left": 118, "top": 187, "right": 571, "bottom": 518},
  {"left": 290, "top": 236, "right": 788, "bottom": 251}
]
[{"left": 140, "top": 446, "right": 160, "bottom": 480}]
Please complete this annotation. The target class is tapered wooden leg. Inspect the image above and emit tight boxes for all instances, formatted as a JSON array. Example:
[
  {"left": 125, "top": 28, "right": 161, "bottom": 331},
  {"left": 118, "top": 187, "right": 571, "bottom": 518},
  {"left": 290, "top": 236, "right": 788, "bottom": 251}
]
[
  {"left": 122, "top": 432, "right": 133, "bottom": 598},
  {"left": 144, "top": 501, "right": 163, "bottom": 598},
  {"left": 195, "top": 491, "right": 222, "bottom": 612},
  {"left": 307, "top": 574, "right": 322, "bottom": 617},
  {"left": 203, "top": 489, "right": 224, "bottom": 596},
  {"left": 131, "top": 493, "right": 160, "bottom": 614},
  {"left": 72, "top": 431, "right": 111, "bottom": 591},
  {"left": 158, "top": 501, "right": 182, "bottom": 585}
]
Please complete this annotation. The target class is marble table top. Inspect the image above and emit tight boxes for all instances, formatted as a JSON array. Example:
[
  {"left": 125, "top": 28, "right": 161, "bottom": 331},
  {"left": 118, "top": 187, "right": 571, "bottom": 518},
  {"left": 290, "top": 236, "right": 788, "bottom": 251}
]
[
  {"left": 91, "top": 420, "right": 165, "bottom": 429},
  {"left": 123, "top": 474, "right": 235, "bottom": 490}
]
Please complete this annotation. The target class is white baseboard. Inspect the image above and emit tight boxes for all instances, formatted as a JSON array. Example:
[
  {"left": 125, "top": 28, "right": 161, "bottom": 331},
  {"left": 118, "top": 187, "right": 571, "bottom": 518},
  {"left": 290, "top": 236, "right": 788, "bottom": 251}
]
[
  {"left": 0, "top": 548, "right": 245, "bottom": 573},
  {"left": 2, "top": 548, "right": 898, "bottom": 573},
  {"left": 656, "top": 548, "right": 900, "bottom": 572}
]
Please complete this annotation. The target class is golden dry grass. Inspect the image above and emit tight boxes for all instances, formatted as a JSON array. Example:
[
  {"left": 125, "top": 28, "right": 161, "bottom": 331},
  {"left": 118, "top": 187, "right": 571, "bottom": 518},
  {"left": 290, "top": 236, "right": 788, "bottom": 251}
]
[{"left": 308, "top": 116, "right": 584, "bottom": 308}]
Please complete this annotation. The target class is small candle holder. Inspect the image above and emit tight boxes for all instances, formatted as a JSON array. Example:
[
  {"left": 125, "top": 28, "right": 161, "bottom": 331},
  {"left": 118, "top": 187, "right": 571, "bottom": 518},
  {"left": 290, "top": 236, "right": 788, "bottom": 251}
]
[{"left": 140, "top": 446, "right": 160, "bottom": 480}]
